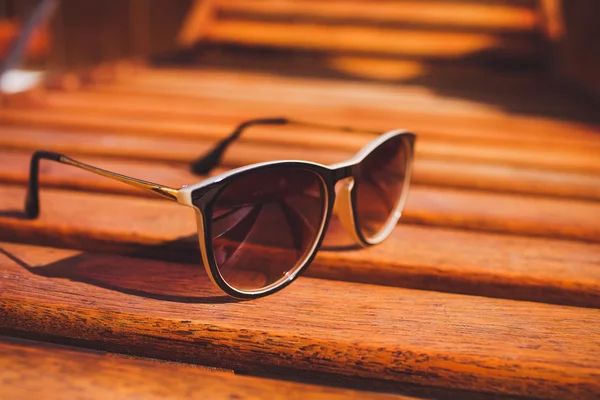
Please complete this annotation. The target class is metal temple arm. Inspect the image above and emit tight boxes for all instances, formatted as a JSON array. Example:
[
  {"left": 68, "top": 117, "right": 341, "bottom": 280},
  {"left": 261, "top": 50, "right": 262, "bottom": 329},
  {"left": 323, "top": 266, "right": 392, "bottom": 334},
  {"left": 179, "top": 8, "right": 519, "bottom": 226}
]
[
  {"left": 25, "top": 151, "right": 179, "bottom": 218},
  {"left": 190, "top": 117, "right": 381, "bottom": 175}
]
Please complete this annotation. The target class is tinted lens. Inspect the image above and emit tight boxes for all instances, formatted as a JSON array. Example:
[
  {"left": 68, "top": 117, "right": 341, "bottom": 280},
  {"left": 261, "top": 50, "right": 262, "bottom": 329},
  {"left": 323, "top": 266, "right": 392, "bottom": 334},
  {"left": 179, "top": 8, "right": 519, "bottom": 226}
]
[
  {"left": 355, "top": 135, "right": 409, "bottom": 240},
  {"left": 210, "top": 166, "right": 327, "bottom": 292}
]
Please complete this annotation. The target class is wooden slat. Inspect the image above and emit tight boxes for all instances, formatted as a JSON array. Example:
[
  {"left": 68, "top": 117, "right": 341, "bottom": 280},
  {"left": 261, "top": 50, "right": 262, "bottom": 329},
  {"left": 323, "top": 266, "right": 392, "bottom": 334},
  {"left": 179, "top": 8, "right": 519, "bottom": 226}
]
[
  {"left": 408, "top": 186, "right": 600, "bottom": 242},
  {"left": 4, "top": 97, "right": 599, "bottom": 161},
  {"left": 102, "top": 63, "right": 556, "bottom": 103},
  {"left": 1, "top": 113, "right": 599, "bottom": 176},
  {"left": 57, "top": 68, "right": 600, "bottom": 144},
  {"left": 0, "top": 140, "right": 599, "bottom": 230},
  {"left": 217, "top": 0, "right": 540, "bottom": 33},
  {"left": 1, "top": 242, "right": 600, "bottom": 399},
  {"left": 89, "top": 81, "right": 600, "bottom": 148},
  {"left": 0, "top": 124, "right": 351, "bottom": 165},
  {"left": 0, "top": 184, "right": 599, "bottom": 308},
  {"left": 10, "top": 69, "right": 592, "bottom": 199},
  {"left": 205, "top": 21, "right": 537, "bottom": 60},
  {"left": 0, "top": 142, "right": 600, "bottom": 241},
  {"left": 0, "top": 150, "right": 195, "bottom": 196},
  {"left": 0, "top": 338, "right": 408, "bottom": 400},
  {"left": 2, "top": 164, "right": 600, "bottom": 242},
  {"left": 0, "top": 5, "right": 597, "bottom": 398},
  {"left": 6, "top": 74, "right": 600, "bottom": 181},
  {"left": 39, "top": 74, "right": 585, "bottom": 120},
  {"left": 418, "top": 141, "right": 600, "bottom": 175},
  {"left": 14, "top": 87, "right": 600, "bottom": 151},
  {"left": 30, "top": 68, "right": 600, "bottom": 156},
  {"left": 102, "top": 68, "right": 596, "bottom": 123},
  {"left": 2, "top": 148, "right": 599, "bottom": 202},
  {"left": 414, "top": 158, "right": 600, "bottom": 201}
]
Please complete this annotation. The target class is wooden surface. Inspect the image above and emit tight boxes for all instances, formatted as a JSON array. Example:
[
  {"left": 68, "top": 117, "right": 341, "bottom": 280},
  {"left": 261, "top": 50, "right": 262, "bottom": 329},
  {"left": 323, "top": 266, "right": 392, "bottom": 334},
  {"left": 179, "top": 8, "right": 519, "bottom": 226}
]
[
  {"left": 1, "top": 182, "right": 600, "bottom": 309},
  {"left": 197, "top": 0, "right": 542, "bottom": 67},
  {"left": 1, "top": 65, "right": 599, "bottom": 399},
  {"left": 216, "top": 1, "right": 540, "bottom": 32},
  {"left": 0, "top": 338, "right": 409, "bottom": 400},
  {"left": 2, "top": 1, "right": 600, "bottom": 398},
  {"left": 2, "top": 242, "right": 600, "bottom": 400}
]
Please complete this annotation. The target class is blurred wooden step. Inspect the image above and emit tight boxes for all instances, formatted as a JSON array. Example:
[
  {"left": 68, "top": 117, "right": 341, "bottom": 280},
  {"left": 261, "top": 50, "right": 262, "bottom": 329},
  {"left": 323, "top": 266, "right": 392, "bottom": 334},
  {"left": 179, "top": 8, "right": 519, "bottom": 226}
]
[
  {"left": 204, "top": 20, "right": 538, "bottom": 61},
  {"left": 0, "top": 338, "right": 409, "bottom": 400},
  {"left": 1, "top": 241, "right": 600, "bottom": 399},
  {"left": 189, "top": 0, "right": 544, "bottom": 66},
  {"left": 217, "top": 0, "right": 541, "bottom": 33}
]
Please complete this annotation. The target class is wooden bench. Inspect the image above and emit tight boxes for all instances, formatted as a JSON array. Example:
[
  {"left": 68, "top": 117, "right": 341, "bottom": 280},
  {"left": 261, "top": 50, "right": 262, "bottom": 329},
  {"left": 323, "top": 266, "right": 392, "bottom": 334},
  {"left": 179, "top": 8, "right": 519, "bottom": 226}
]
[{"left": 1, "top": 1, "right": 600, "bottom": 399}]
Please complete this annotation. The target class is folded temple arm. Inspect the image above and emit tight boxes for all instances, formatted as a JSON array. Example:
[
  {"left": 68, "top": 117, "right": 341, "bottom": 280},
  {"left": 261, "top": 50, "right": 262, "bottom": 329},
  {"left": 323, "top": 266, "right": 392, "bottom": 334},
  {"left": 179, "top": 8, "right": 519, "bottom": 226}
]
[
  {"left": 25, "top": 151, "right": 179, "bottom": 218},
  {"left": 190, "top": 117, "right": 381, "bottom": 175}
]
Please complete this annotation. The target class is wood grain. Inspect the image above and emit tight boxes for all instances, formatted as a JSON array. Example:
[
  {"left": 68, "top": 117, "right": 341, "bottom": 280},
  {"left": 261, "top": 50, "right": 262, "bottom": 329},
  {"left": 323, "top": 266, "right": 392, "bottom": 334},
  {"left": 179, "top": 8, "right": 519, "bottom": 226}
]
[
  {"left": 1, "top": 10, "right": 599, "bottom": 398},
  {"left": 2, "top": 73, "right": 597, "bottom": 197},
  {"left": 5, "top": 83, "right": 596, "bottom": 147},
  {"left": 21, "top": 82, "right": 589, "bottom": 135},
  {"left": 1, "top": 241, "right": 600, "bottom": 399},
  {"left": 12, "top": 66, "right": 598, "bottom": 145},
  {"left": 3, "top": 81, "right": 600, "bottom": 196},
  {"left": 407, "top": 186, "right": 600, "bottom": 242},
  {"left": 0, "top": 338, "right": 409, "bottom": 400},
  {"left": 2, "top": 143, "right": 600, "bottom": 201},
  {"left": 5, "top": 92, "right": 600, "bottom": 175},
  {"left": 95, "top": 67, "right": 600, "bottom": 128},
  {"left": 414, "top": 158, "right": 600, "bottom": 201},
  {"left": 2, "top": 152, "right": 600, "bottom": 242},
  {"left": 3, "top": 67, "right": 598, "bottom": 181},
  {"left": 0, "top": 184, "right": 599, "bottom": 308},
  {"left": 217, "top": 0, "right": 540, "bottom": 33},
  {"left": 2, "top": 115, "right": 598, "bottom": 176},
  {"left": 205, "top": 21, "right": 537, "bottom": 60}
]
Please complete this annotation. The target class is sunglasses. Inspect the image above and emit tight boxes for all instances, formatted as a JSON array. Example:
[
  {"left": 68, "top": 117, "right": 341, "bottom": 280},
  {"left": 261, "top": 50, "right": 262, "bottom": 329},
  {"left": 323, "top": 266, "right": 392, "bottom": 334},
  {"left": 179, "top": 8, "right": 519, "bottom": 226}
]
[{"left": 25, "top": 118, "right": 416, "bottom": 299}]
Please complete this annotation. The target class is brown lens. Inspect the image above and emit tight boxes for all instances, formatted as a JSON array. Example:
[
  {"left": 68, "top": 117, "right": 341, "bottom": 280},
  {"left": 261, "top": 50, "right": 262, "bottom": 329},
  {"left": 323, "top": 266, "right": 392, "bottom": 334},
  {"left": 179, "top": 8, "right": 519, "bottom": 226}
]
[
  {"left": 354, "top": 135, "right": 409, "bottom": 240},
  {"left": 210, "top": 166, "right": 327, "bottom": 292}
]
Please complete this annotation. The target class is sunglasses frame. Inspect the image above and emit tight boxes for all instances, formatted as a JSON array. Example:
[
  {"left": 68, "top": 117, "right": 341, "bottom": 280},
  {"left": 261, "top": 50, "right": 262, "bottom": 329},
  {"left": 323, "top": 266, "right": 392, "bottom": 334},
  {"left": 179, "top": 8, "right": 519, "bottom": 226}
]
[
  {"left": 25, "top": 122, "right": 415, "bottom": 299},
  {"left": 177, "top": 129, "right": 415, "bottom": 299}
]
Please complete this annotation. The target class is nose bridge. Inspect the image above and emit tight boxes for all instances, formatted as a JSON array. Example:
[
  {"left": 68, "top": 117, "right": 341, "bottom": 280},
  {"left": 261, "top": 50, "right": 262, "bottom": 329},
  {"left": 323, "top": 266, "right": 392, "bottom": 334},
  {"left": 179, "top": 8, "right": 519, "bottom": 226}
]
[{"left": 331, "top": 163, "right": 354, "bottom": 182}]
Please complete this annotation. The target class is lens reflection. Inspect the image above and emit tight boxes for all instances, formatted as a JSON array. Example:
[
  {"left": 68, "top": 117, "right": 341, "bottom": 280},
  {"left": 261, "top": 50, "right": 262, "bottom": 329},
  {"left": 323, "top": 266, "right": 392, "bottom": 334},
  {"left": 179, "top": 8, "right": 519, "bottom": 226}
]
[
  {"left": 210, "top": 166, "right": 326, "bottom": 292},
  {"left": 355, "top": 136, "right": 409, "bottom": 239}
]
